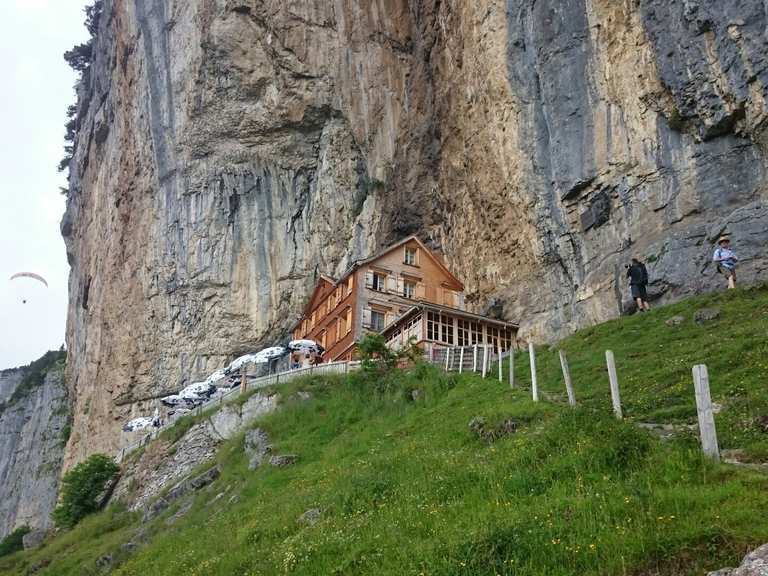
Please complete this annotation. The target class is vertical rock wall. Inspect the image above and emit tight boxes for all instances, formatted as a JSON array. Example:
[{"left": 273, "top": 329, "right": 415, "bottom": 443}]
[
  {"left": 0, "top": 363, "right": 68, "bottom": 539},
  {"left": 63, "top": 0, "right": 768, "bottom": 463}
]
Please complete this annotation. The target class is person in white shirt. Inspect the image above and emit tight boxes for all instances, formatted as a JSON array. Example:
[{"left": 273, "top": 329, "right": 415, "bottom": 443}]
[{"left": 713, "top": 236, "right": 738, "bottom": 289}]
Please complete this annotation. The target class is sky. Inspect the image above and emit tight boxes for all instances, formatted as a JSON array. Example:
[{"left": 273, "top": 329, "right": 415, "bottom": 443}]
[{"left": 0, "top": 0, "right": 90, "bottom": 369}]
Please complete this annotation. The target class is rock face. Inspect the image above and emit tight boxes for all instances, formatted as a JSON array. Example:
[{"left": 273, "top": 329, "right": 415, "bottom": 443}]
[
  {"left": 0, "top": 363, "right": 69, "bottom": 538},
  {"left": 111, "top": 392, "right": 278, "bottom": 510},
  {"left": 63, "top": 0, "right": 768, "bottom": 463}
]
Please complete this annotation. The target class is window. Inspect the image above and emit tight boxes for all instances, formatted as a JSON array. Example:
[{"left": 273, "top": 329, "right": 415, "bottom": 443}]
[
  {"left": 372, "top": 272, "right": 386, "bottom": 292},
  {"left": 371, "top": 310, "right": 386, "bottom": 331},
  {"left": 345, "top": 308, "right": 352, "bottom": 334},
  {"left": 319, "top": 330, "right": 326, "bottom": 348},
  {"left": 404, "top": 247, "right": 417, "bottom": 266},
  {"left": 403, "top": 280, "right": 416, "bottom": 299},
  {"left": 458, "top": 319, "right": 470, "bottom": 346},
  {"left": 427, "top": 311, "right": 453, "bottom": 344}
]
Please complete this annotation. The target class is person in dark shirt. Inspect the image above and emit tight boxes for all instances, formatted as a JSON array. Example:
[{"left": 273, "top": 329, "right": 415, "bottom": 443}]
[{"left": 627, "top": 258, "right": 650, "bottom": 312}]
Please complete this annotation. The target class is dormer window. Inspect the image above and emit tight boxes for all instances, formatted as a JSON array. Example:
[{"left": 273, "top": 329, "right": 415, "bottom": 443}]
[{"left": 404, "top": 247, "right": 418, "bottom": 266}]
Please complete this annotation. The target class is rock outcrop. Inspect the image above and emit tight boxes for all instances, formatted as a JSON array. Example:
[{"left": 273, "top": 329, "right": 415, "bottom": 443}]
[
  {"left": 111, "top": 392, "right": 278, "bottom": 510},
  {"left": 63, "top": 0, "right": 768, "bottom": 463},
  {"left": 0, "top": 359, "right": 69, "bottom": 539}
]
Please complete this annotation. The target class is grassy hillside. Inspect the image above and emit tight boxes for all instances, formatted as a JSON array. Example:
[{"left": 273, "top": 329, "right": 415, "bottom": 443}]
[{"left": 2, "top": 288, "right": 768, "bottom": 576}]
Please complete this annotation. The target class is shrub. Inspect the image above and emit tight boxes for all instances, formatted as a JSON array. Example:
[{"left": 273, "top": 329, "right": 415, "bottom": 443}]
[
  {"left": 358, "top": 333, "right": 397, "bottom": 375},
  {"left": 52, "top": 454, "right": 119, "bottom": 529},
  {"left": 0, "top": 526, "right": 30, "bottom": 558}
]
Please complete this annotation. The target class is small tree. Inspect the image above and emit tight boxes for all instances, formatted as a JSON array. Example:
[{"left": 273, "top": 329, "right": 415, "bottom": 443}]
[
  {"left": 52, "top": 454, "right": 119, "bottom": 529},
  {"left": 358, "top": 333, "right": 397, "bottom": 374}
]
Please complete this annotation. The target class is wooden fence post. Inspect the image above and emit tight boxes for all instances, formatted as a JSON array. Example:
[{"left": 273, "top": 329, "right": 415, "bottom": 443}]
[
  {"left": 473, "top": 345, "right": 478, "bottom": 373},
  {"left": 498, "top": 343, "right": 503, "bottom": 382},
  {"left": 559, "top": 350, "right": 575, "bottom": 406},
  {"left": 529, "top": 342, "right": 539, "bottom": 402},
  {"left": 692, "top": 365, "right": 720, "bottom": 461},
  {"left": 481, "top": 345, "right": 488, "bottom": 378},
  {"left": 606, "top": 350, "right": 622, "bottom": 419},
  {"left": 508, "top": 348, "right": 514, "bottom": 389},
  {"left": 458, "top": 347, "right": 464, "bottom": 374},
  {"left": 445, "top": 348, "right": 451, "bottom": 371}
]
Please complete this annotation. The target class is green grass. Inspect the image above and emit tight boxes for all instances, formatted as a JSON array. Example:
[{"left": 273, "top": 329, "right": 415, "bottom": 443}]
[
  {"left": 504, "top": 284, "right": 768, "bottom": 460},
  {"left": 2, "top": 288, "right": 768, "bottom": 576}
]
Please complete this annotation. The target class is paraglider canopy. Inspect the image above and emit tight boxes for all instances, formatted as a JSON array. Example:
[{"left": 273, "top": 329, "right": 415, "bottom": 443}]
[{"left": 10, "top": 272, "right": 48, "bottom": 287}]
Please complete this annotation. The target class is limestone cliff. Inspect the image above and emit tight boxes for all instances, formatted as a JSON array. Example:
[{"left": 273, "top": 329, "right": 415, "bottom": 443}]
[
  {"left": 0, "top": 356, "right": 68, "bottom": 539},
  {"left": 62, "top": 0, "right": 768, "bottom": 464}
]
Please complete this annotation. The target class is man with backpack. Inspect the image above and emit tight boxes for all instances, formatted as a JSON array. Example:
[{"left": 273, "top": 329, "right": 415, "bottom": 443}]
[
  {"left": 626, "top": 258, "right": 651, "bottom": 312},
  {"left": 713, "top": 236, "right": 738, "bottom": 289}
]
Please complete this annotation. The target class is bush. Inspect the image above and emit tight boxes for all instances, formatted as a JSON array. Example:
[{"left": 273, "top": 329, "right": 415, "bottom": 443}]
[
  {"left": 358, "top": 333, "right": 397, "bottom": 375},
  {"left": 0, "top": 526, "right": 30, "bottom": 558},
  {"left": 52, "top": 454, "right": 119, "bottom": 529}
]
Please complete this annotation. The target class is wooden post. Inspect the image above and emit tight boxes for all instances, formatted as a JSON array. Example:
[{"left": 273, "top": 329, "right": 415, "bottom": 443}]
[
  {"left": 508, "top": 348, "right": 514, "bottom": 389},
  {"left": 529, "top": 342, "right": 539, "bottom": 401},
  {"left": 498, "top": 343, "right": 503, "bottom": 383},
  {"left": 472, "top": 345, "right": 478, "bottom": 373},
  {"left": 692, "top": 365, "right": 720, "bottom": 461},
  {"left": 606, "top": 350, "right": 622, "bottom": 419},
  {"left": 559, "top": 350, "right": 575, "bottom": 406},
  {"left": 481, "top": 345, "right": 488, "bottom": 378},
  {"left": 445, "top": 347, "right": 451, "bottom": 371},
  {"left": 458, "top": 347, "right": 464, "bottom": 374}
]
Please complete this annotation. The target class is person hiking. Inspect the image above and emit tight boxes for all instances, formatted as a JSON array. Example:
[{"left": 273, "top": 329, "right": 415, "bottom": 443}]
[
  {"left": 713, "top": 236, "right": 738, "bottom": 289},
  {"left": 626, "top": 258, "right": 651, "bottom": 312}
]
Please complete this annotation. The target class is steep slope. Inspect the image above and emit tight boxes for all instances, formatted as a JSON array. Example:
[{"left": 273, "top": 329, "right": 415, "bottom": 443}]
[
  {"left": 62, "top": 0, "right": 768, "bottom": 462},
  {"left": 0, "top": 352, "right": 69, "bottom": 539},
  {"left": 3, "top": 286, "right": 768, "bottom": 574}
]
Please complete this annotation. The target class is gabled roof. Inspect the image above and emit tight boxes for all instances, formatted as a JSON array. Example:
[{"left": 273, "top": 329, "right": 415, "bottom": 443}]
[
  {"left": 348, "top": 235, "right": 465, "bottom": 290},
  {"left": 291, "top": 236, "right": 465, "bottom": 332}
]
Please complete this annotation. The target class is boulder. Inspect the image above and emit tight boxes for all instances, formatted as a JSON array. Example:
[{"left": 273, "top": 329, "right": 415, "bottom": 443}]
[
  {"left": 707, "top": 543, "right": 768, "bottom": 575},
  {"left": 665, "top": 315, "right": 686, "bottom": 327},
  {"left": 269, "top": 454, "right": 298, "bottom": 468},
  {"left": 298, "top": 508, "right": 322, "bottom": 526},
  {"left": 22, "top": 529, "right": 46, "bottom": 550},
  {"left": 244, "top": 428, "right": 272, "bottom": 471},
  {"left": 694, "top": 308, "right": 721, "bottom": 324},
  {"left": 143, "top": 466, "right": 220, "bottom": 522}
]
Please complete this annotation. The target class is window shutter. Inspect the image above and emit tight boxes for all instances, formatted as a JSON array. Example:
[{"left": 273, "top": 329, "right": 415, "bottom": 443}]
[
  {"left": 365, "top": 271, "right": 373, "bottom": 288},
  {"left": 362, "top": 308, "right": 372, "bottom": 328}
]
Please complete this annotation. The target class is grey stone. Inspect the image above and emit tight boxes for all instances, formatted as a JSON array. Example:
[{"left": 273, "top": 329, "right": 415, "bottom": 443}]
[
  {"left": 694, "top": 308, "right": 721, "bottom": 324},
  {"left": 165, "top": 499, "right": 194, "bottom": 526},
  {"left": 120, "top": 541, "right": 138, "bottom": 554},
  {"left": 410, "top": 389, "right": 422, "bottom": 401},
  {"left": 269, "top": 454, "right": 298, "bottom": 468},
  {"left": 244, "top": 428, "right": 272, "bottom": 471},
  {"left": 0, "top": 362, "right": 67, "bottom": 539},
  {"left": 95, "top": 554, "right": 113, "bottom": 571},
  {"left": 22, "top": 529, "right": 46, "bottom": 551},
  {"left": 468, "top": 416, "right": 517, "bottom": 443},
  {"left": 665, "top": 315, "right": 686, "bottom": 327},
  {"left": 143, "top": 466, "right": 220, "bottom": 522},
  {"left": 298, "top": 508, "right": 322, "bottom": 526},
  {"left": 707, "top": 542, "right": 768, "bottom": 575}
]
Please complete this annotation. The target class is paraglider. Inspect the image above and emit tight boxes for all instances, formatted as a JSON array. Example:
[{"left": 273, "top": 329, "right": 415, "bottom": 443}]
[
  {"left": 10, "top": 272, "right": 48, "bottom": 304},
  {"left": 10, "top": 272, "right": 48, "bottom": 287}
]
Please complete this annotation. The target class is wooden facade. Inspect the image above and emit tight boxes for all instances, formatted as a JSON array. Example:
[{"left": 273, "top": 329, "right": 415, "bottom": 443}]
[{"left": 291, "top": 236, "right": 511, "bottom": 362}]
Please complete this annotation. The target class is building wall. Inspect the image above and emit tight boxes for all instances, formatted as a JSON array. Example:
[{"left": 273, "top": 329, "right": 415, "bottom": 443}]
[
  {"left": 359, "top": 239, "right": 464, "bottom": 331},
  {"left": 293, "top": 276, "right": 357, "bottom": 361}
]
